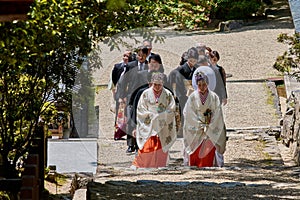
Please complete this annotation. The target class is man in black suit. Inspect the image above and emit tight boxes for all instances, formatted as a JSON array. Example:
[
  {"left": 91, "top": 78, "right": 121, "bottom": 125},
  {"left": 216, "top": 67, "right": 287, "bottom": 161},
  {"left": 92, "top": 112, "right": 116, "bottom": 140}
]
[
  {"left": 167, "top": 47, "right": 199, "bottom": 136},
  {"left": 143, "top": 39, "right": 155, "bottom": 63},
  {"left": 111, "top": 50, "right": 132, "bottom": 87},
  {"left": 109, "top": 50, "right": 133, "bottom": 140},
  {"left": 168, "top": 47, "right": 198, "bottom": 110},
  {"left": 117, "top": 46, "right": 149, "bottom": 104},
  {"left": 117, "top": 46, "right": 149, "bottom": 153}
]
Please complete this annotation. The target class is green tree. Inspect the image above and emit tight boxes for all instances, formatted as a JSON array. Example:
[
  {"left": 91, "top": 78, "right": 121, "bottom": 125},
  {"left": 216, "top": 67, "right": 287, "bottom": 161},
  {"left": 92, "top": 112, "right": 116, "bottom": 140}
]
[
  {"left": 0, "top": 0, "right": 165, "bottom": 178},
  {"left": 273, "top": 33, "right": 300, "bottom": 81}
]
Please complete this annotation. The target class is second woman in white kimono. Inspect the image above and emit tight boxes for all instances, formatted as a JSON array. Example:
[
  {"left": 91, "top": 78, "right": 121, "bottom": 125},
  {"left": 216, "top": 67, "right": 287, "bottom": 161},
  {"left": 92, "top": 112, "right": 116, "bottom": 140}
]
[{"left": 183, "top": 72, "right": 227, "bottom": 167}]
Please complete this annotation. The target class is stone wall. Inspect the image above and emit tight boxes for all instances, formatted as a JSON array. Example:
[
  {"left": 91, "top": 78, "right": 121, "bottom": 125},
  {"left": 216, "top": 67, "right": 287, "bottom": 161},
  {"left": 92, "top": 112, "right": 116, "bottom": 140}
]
[{"left": 281, "top": 75, "right": 300, "bottom": 165}]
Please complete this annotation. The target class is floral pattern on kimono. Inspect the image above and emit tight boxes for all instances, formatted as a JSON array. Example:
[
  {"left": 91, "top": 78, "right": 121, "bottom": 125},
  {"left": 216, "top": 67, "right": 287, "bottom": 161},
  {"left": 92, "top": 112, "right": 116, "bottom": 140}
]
[
  {"left": 136, "top": 86, "right": 177, "bottom": 152},
  {"left": 183, "top": 90, "right": 226, "bottom": 156}
]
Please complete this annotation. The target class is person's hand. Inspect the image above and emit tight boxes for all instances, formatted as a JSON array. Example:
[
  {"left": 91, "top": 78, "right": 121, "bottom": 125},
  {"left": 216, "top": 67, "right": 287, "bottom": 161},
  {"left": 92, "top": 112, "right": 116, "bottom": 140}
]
[
  {"left": 222, "top": 99, "right": 227, "bottom": 106},
  {"left": 215, "top": 144, "right": 221, "bottom": 153},
  {"left": 112, "top": 89, "right": 116, "bottom": 99},
  {"left": 132, "top": 129, "right": 136, "bottom": 138}
]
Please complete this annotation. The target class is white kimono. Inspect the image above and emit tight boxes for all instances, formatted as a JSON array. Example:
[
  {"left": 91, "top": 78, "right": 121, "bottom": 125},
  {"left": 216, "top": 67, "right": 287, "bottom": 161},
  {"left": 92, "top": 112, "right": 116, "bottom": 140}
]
[
  {"left": 136, "top": 87, "right": 177, "bottom": 153},
  {"left": 183, "top": 90, "right": 226, "bottom": 156}
]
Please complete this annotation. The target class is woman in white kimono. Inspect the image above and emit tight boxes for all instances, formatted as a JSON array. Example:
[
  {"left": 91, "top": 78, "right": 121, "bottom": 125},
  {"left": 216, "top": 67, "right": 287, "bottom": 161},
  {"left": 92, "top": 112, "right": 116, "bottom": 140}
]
[
  {"left": 132, "top": 72, "right": 177, "bottom": 168},
  {"left": 183, "top": 72, "right": 226, "bottom": 167}
]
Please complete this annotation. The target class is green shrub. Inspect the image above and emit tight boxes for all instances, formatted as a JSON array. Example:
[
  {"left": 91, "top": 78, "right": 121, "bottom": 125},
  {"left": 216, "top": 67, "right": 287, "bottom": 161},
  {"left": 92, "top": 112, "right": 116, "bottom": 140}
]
[
  {"left": 212, "top": 0, "right": 264, "bottom": 20},
  {"left": 157, "top": 1, "right": 215, "bottom": 30},
  {"left": 0, "top": 192, "right": 9, "bottom": 200},
  {"left": 273, "top": 33, "right": 300, "bottom": 81},
  {"left": 154, "top": 0, "right": 266, "bottom": 30}
]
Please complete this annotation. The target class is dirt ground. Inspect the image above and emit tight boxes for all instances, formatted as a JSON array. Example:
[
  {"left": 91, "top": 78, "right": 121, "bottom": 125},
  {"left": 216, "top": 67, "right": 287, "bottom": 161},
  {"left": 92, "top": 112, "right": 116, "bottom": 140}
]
[{"left": 45, "top": 131, "right": 300, "bottom": 199}]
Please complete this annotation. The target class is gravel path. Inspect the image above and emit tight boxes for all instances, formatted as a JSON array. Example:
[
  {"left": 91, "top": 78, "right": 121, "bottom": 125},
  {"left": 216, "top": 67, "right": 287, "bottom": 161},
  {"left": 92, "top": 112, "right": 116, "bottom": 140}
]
[
  {"left": 95, "top": 7, "right": 295, "bottom": 167},
  {"left": 48, "top": 1, "right": 300, "bottom": 199}
]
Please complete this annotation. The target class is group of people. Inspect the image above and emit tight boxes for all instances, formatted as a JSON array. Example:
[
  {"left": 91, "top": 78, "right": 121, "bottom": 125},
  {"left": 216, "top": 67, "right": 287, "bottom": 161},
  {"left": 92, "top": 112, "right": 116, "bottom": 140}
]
[{"left": 108, "top": 40, "right": 227, "bottom": 169}]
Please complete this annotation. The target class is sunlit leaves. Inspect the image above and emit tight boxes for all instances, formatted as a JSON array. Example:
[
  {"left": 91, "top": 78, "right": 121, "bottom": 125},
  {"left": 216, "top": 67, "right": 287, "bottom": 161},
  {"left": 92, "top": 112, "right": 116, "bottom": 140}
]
[
  {"left": 274, "top": 33, "right": 300, "bottom": 81},
  {"left": 107, "top": 0, "right": 126, "bottom": 10}
]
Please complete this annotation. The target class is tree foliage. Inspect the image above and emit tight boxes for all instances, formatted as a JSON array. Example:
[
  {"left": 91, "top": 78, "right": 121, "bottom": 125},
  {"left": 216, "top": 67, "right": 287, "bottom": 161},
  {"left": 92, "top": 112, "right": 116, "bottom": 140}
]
[
  {"left": 154, "top": 0, "right": 216, "bottom": 30},
  {"left": 0, "top": 0, "right": 164, "bottom": 178},
  {"left": 273, "top": 33, "right": 300, "bottom": 81},
  {"left": 212, "top": 0, "right": 263, "bottom": 20}
]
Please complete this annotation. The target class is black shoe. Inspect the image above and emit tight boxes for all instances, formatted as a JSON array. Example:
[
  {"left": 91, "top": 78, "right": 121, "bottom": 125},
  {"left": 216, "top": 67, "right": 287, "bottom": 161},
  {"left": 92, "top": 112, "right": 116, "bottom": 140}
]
[{"left": 126, "top": 146, "right": 135, "bottom": 153}]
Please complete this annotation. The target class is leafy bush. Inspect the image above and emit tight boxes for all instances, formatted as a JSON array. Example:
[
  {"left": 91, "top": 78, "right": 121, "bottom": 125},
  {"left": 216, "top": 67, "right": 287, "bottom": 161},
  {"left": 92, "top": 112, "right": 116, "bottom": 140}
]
[
  {"left": 154, "top": 1, "right": 216, "bottom": 30},
  {"left": 211, "top": 0, "right": 264, "bottom": 20},
  {"left": 273, "top": 33, "right": 300, "bottom": 81},
  {"left": 0, "top": 192, "right": 9, "bottom": 200},
  {"left": 151, "top": 0, "right": 266, "bottom": 30}
]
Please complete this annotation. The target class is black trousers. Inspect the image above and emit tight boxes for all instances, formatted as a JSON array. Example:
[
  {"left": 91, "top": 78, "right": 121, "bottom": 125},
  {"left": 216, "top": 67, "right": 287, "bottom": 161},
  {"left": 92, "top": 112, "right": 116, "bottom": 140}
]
[
  {"left": 127, "top": 135, "right": 137, "bottom": 149},
  {"left": 126, "top": 104, "right": 137, "bottom": 149}
]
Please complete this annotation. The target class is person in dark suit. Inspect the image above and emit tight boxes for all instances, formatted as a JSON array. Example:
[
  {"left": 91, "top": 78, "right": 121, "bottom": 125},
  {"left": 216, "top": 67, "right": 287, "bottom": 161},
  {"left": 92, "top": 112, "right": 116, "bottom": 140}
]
[
  {"left": 143, "top": 39, "right": 155, "bottom": 63},
  {"left": 116, "top": 46, "right": 149, "bottom": 152},
  {"left": 109, "top": 50, "right": 133, "bottom": 140},
  {"left": 168, "top": 47, "right": 199, "bottom": 113},
  {"left": 125, "top": 53, "right": 170, "bottom": 153},
  {"left": 177, "top": 47, "right": 199, "bottom": 80},
  {"left": 111, "top": 51, "right": 133, "bottom": 87},
  {"left": 167, "top": 47, "right": 199, "bottom": 137},
  {"left": 117, "top": 46, "right": 149, "bottom": 104}
]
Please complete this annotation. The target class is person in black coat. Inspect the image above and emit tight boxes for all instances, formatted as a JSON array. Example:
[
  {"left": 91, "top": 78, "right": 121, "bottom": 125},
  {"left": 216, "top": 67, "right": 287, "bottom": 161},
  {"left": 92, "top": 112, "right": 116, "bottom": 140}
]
[
  {"left": 168, "top": 47, "right": 199, "bottom": 115},
  {"left": 111, "top": 51, "right": 133, "bottom": 87},
  {"left": 143, "top": 39, "right": 155, "bottom": 63},
  {"left": 115, "top": 46, "right": 149, "bottom": 150},
  {"left": 117, "top": 46, "right": 149, "bottom": 105},
  {"left": 125, "top": 54, "right": 169, "bottom": 153},
  {"left": 110, "top": 50, "right": 133, "bottom": 140},
  {"left": 167, "top": 47, "right": 199, "bottom": 137}
]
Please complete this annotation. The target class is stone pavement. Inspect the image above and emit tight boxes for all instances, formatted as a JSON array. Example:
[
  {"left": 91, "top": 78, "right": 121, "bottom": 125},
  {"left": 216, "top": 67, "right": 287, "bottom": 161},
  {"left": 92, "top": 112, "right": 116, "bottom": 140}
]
[{"left": 87, "top": 128, "right": 300, "bottom": 199}]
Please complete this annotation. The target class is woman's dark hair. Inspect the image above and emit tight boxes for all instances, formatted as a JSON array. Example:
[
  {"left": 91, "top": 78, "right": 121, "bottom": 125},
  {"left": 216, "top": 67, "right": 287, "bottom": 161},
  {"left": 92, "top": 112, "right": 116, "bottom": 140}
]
[
  {"left": 211, "top": 50, "right": 220, "bottom": 60},
  {"left": 149, "top": 53, "right": 164, "bottom": 73},
  {"left": 149, "top": 54, "right": 162, "bottom": 64},
  {"left": 180, "top": 51, "right": 188, "bottom": 65},
  {"left": 206, "top": 46, "right": 212, "bottom": 53}
]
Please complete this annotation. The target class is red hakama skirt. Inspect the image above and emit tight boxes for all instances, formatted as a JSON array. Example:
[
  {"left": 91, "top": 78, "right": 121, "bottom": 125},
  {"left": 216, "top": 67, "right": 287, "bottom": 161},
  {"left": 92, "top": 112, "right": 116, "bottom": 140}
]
[
  {"left": 132, "top": 135, "right": 168, "bottom": 168},
  {"left": 189, "top": 139, "right": 216, "bottom": 167}
]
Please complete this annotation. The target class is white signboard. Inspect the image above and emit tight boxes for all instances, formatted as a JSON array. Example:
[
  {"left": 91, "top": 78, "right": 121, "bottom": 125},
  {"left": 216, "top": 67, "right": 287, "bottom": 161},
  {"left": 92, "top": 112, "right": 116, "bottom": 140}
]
[{"left": 289, "top": 0, "right": 300, "bottom": 33}]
